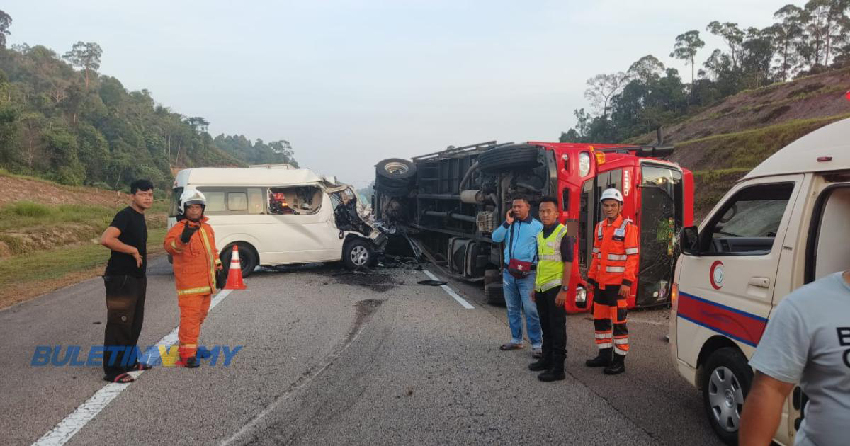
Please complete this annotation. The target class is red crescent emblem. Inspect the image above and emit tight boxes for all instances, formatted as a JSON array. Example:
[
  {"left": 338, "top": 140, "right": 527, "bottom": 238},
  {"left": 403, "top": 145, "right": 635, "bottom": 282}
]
[{"left": 709, "top": 261, "right": 724, "bottom": 290}]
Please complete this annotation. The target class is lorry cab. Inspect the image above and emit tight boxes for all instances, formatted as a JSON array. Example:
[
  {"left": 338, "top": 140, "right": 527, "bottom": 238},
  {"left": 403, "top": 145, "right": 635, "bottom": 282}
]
[
  {"left": 670, "top": 118, "right": 850, "bottom": 445},
  {"left": 169, "top": 166, "right": 385, "bottom": 276},
  {"left": 374, "top": 141, "right": 693, "bottom": 312}
]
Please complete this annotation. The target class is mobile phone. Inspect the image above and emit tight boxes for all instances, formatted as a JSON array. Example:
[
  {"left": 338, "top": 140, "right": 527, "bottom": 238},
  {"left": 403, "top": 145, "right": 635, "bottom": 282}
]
[{"left": 509, "top": 210, "right": 515, "bottom": 218}]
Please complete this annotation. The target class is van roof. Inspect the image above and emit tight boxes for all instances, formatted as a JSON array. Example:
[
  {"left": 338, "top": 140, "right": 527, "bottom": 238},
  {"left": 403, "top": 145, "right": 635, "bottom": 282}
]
[
  {"left": 744, "top": 118, "right": 850, "bottom": 180},
  {"left": 174, "top": 167, "right": 329, "bottom": 188}
]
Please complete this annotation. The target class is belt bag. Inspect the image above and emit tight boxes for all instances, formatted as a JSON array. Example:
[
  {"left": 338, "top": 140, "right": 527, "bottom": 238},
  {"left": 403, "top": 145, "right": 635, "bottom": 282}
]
[{"left": 508, "top": 258, "right": 533, "bottom": 279}]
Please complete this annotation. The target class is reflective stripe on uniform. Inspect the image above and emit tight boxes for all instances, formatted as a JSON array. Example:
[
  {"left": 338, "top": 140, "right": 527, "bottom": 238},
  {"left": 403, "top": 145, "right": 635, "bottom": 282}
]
[
  {"left": 540, "top": 254, "right": 561, "bottom": 261},
  {"left": 613, "top": 338, "right": 629, "bottom": 345},
  {"left": 607, "top": 254, "right": 627, "bottom": 261},
  {"left": 198, "top": 227, "right": 217, "bottom": 288},
  {"left": 606, "top": 266, "right": 625, "bottom": 273},
  {"left": 178, "top": 286, "right": 212, "bottom": 296},
  {"left": 598, "top": 343, "right": 613, "bottom": 349},
  {"left": 595, "top": 333, "right": 612, "bottom": 339},
  {"left": 614, "top": 347, "right": 628, "bottom": 355},
  {"left": 625, "top": 247, "right": 639, "bottom": 255},
  {"left": 593, "top": 247, "right": 600, "bottom": 254},
  {"left": 537, "top": 279, "right": 562, "bottom": 292}
]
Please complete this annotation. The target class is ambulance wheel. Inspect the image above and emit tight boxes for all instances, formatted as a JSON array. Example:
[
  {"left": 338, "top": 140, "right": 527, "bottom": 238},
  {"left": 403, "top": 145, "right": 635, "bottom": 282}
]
[
  {"left": 343, "top": 239, "right": 374, "bottom": 270},
  {"left": 702, "top": 347, "right": 753, "bottom": 445},
  {"left": 221, "top": 244, "right": 257, "bottom": 278},
  {"left": 478, "top": 145, "right": 539, "bottom": 173}
]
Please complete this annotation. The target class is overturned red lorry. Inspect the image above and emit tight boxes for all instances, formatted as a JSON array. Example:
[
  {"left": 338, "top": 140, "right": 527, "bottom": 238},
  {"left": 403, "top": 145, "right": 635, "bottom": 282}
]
[{"left": 373, "top": 141, "right": 694, "bottom": 312}]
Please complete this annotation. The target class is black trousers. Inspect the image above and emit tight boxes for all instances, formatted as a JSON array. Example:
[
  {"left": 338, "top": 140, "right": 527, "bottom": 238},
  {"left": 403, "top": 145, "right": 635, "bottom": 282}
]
[
  {"left": 102, "top": 275, "right": 147, "bottom": 378},
  {"left": 535, "top": 287, "right": 567, "bottom": 371}
]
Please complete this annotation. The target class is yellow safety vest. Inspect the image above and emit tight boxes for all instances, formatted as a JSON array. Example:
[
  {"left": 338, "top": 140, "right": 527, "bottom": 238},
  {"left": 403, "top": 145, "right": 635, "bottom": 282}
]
[{"left": 535, "top": 224, "right": 567, "bottom": 292}]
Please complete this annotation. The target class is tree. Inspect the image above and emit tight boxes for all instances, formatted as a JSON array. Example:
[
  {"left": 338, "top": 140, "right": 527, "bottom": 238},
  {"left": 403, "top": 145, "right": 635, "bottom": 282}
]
[
  {"left": 670, "top": 30, "right": 705, "bottom": 84},
  {"left": 0, "top": 10, "right": 11, "bottom": 49},
  {"left": 628, "top": 55, "right": 666, "bottom": 84},
  {"left": 583, "top": 72, "right": 630, "bottom": 118},
  {"left": 769, "top": 4, "right": 807, "bottom": 81},
  {"left": 740, "top": 27, "right": 775, "bottom": 88},
  {"left": 706, "top": 22, "right": 745, "bottom": 69},
  {"left": 62, "top": 41, "right": 102, "bottom": 89}
]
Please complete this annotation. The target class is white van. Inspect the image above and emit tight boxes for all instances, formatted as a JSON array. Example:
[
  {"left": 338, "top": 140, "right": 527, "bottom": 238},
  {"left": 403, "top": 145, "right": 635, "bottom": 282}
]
[
  {"left": 670, "top": 118, "right": 850, "bottom": 445},
  {"left": 168, "top": 166, "right": 386, "bottom": 276}
]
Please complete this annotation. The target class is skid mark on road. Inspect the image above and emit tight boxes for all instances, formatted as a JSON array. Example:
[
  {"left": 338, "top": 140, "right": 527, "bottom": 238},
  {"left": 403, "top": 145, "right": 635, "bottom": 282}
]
[{"left": 221, "top": 298, "right": 385, "bottom": 446}]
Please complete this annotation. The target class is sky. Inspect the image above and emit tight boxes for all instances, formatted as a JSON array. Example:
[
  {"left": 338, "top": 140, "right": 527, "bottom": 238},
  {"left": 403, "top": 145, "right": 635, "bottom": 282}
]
[{"left": 4, "top": 0, "right": 793, "bottom": 187}]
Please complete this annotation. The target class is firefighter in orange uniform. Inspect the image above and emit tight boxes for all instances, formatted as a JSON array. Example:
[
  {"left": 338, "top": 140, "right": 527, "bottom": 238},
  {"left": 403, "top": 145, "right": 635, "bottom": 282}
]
[
  {"left": 585, "top": 188, "right": 639, "bottom": 375},
  {"left": 164, "top": 187, "right": 222, "bottom": 368}
]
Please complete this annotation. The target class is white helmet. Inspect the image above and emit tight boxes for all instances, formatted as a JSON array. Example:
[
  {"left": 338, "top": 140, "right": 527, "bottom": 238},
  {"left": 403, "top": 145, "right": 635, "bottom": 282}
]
[
  {"left": 179, "top": 186, "right": 206, "bottom": 214},
  {"left": 600, "top": 188, "right": 624, "bottom": 203}
]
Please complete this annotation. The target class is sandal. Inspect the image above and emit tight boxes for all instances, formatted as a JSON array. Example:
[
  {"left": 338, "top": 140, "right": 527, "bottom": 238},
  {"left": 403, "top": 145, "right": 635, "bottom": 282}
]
[
  {"left": 499, "top": 343, "right": 524, "bottom": 351},
  {"left": 130, "top": 362, "right": 153, "bottom": 371},
  {"left": 104, "top": 372, "right": 135, "bottom": 383}
]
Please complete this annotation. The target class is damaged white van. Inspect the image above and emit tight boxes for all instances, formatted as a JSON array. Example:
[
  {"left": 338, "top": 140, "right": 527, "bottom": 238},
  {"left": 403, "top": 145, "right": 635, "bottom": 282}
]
[
  {"left": 670, "top": 117, "right": 850, "bottom": 445},
  {"left": 168, "top": 166, "right": 386, "bottom": 276}
]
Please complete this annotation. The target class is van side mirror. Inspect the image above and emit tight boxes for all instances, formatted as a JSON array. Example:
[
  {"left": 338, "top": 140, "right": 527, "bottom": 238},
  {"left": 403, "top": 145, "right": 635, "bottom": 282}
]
[{"left": 680, "top": 227, "right": 700, "bottom": 255}]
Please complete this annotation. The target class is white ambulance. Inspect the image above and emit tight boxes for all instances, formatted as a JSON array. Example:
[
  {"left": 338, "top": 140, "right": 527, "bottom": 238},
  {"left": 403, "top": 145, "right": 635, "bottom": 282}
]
[
  {"left": 168, "top": 166, "right": 386, "bottom": 277},
  {"left": 670, "top": 117, "right": 850, "bottom": 445}
]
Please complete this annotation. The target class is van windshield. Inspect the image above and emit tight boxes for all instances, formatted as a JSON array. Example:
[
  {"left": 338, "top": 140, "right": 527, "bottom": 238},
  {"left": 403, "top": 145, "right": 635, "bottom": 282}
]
[{"left": 170, "top": 187, "right": 183, "bottom": 218}]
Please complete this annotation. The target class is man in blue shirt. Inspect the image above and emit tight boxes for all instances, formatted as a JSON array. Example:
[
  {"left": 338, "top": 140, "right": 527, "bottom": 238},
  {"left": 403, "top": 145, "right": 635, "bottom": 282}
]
[{"left": 492, "top": 196, "right": 544, "bottom": 357}]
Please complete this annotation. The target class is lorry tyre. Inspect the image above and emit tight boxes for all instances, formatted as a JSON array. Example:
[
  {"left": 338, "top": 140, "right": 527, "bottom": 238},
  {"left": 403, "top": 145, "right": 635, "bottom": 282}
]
[
  {"left": 485, "top": 283, "right": 505, "bottom": 306},
  {"left": 376, "top": 159, "right": 417, "bottom": 185},
  {"left": 477, "top": 145, "right": 539, "bottom": 173},
  {"left": 702, "top": 347, "right": 753, "bottom": 445},
  {"left": 220, "top": 243, "right": 257, "bottom": 279},
  {"left": 343, "top": 239, "right": 374, "bottom": 270}
]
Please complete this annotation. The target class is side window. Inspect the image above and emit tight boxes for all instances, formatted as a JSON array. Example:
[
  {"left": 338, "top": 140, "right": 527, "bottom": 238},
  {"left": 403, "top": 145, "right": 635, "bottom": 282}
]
[
  {"left": 269, "top": 186, "right": 323, "bottom": 215},
  {"left": 703, "top": 183, "right": 794, "bottom": 255},
  {"left": 205, "top": 191, "right": 226, "bottom": 213},
  {"left": 247, "top": 188, "right": 264, "bottom": 214},
  {"left": 227, "top": 192, "right": 248, "bottom": 212}
]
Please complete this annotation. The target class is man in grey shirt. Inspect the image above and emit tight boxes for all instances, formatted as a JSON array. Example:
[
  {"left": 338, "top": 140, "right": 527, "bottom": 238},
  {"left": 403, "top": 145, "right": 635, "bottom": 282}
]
[{"left": 740, "top": 271, "right": 850, "bottom": 446}]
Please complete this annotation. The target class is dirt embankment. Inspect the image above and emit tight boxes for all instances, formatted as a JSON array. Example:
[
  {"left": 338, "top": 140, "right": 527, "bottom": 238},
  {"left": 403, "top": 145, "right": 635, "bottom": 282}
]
[
  {"left": 0, "top": 174, "right": 130, "bottom": 208},
  {"left": 630, "top": 68, "right": 850, "bottom": 217}
]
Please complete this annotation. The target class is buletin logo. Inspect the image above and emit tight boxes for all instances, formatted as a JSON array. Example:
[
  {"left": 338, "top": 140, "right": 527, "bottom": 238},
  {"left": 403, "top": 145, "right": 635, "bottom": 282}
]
[
  {"left": 30, "top": 345, "right": 243, "bottom": 367},
  {"left": 710, "top": 261, "right": 724, "bottom": 290}
]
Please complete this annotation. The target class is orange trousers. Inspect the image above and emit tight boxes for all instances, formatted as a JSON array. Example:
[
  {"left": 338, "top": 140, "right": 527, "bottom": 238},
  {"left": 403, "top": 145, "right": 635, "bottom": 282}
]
[{"left": 178, "top": 293, "right": 212, "bottom": 360}]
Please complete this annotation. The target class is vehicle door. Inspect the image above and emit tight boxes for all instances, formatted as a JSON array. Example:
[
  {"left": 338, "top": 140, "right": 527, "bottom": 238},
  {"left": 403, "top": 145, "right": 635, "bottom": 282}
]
[
  {"left": 676, "top": 175, "right": 804, "bottom": 365},
  {"left": 268, "top": 185, "right": 341, "bottom": 263}
]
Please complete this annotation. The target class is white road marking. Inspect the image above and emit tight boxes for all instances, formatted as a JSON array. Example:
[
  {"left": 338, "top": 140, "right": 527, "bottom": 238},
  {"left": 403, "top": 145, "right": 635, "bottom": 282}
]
[
  {"left": 423, "top": 270, "right": 474, "bottom": 310},
  {"left": 32, "top": 289, "right": 234, "bottom": 446}
]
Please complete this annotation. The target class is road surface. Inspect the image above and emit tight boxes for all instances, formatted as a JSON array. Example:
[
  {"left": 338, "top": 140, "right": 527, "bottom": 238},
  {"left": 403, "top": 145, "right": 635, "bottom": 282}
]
[{"left": 0, "top": 258, "right": 723, "bottom": 446}]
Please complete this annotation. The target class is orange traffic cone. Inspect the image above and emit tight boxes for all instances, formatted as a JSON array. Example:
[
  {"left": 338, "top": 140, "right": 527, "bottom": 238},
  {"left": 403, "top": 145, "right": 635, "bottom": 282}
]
[{"left": 224, "top": 245, "right": 247, "bottom": 290}]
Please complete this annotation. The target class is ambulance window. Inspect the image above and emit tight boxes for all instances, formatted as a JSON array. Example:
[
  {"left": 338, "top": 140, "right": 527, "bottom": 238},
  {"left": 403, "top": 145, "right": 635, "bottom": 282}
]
[{"left": 705, "top": 183, "right": 794, "bottom": 255}]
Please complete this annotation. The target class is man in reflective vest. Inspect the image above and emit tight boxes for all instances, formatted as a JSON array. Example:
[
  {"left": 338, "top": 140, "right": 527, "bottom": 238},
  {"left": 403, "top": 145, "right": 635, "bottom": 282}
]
[
  {"left": 164, "top": 187, "right": 222, "bottom": 368},
  {"left": 586, "top": 188, "right": 638, "bottom": 375},
  {"left": 528, "top": 197, "right": 574, "bottom": 382}
]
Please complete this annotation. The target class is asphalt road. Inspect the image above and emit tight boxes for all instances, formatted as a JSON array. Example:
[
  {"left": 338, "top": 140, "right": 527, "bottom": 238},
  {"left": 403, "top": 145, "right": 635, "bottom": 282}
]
[{"left": 0, "top": 257, "right": 724, "bottom": 446}]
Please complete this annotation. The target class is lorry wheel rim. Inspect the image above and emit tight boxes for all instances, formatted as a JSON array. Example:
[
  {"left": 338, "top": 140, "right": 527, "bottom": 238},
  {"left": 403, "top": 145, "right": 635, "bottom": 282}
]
[
  {"left": 351, "top": 245, "right": 369, "bottom": 266},
  {"left": 707, "top": 366, "right": 744, "bottom": 432},
  {"left": 383, "top": 162, "right": 409, "bottom": 176}
]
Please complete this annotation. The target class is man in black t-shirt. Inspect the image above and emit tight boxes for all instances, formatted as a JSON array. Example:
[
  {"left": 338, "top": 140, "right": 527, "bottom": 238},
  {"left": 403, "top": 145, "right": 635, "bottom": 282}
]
[{"left": 99, "top": 179, "right": 154, "bottom": 383}]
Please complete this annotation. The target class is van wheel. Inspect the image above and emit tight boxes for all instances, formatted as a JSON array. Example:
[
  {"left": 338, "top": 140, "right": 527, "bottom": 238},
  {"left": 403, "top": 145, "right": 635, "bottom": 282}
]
[
  {"left": 702, "top": 348, "right": 753, "bottom": 445},
  {"left": 221, "top": 244, "right": 257, "bottom": 278},
  {"left": 343, "top": 239, "right": 374, "bottom": 270},
  {"left": 478, "top": 145, "right": 539, "bottom": 173}
]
